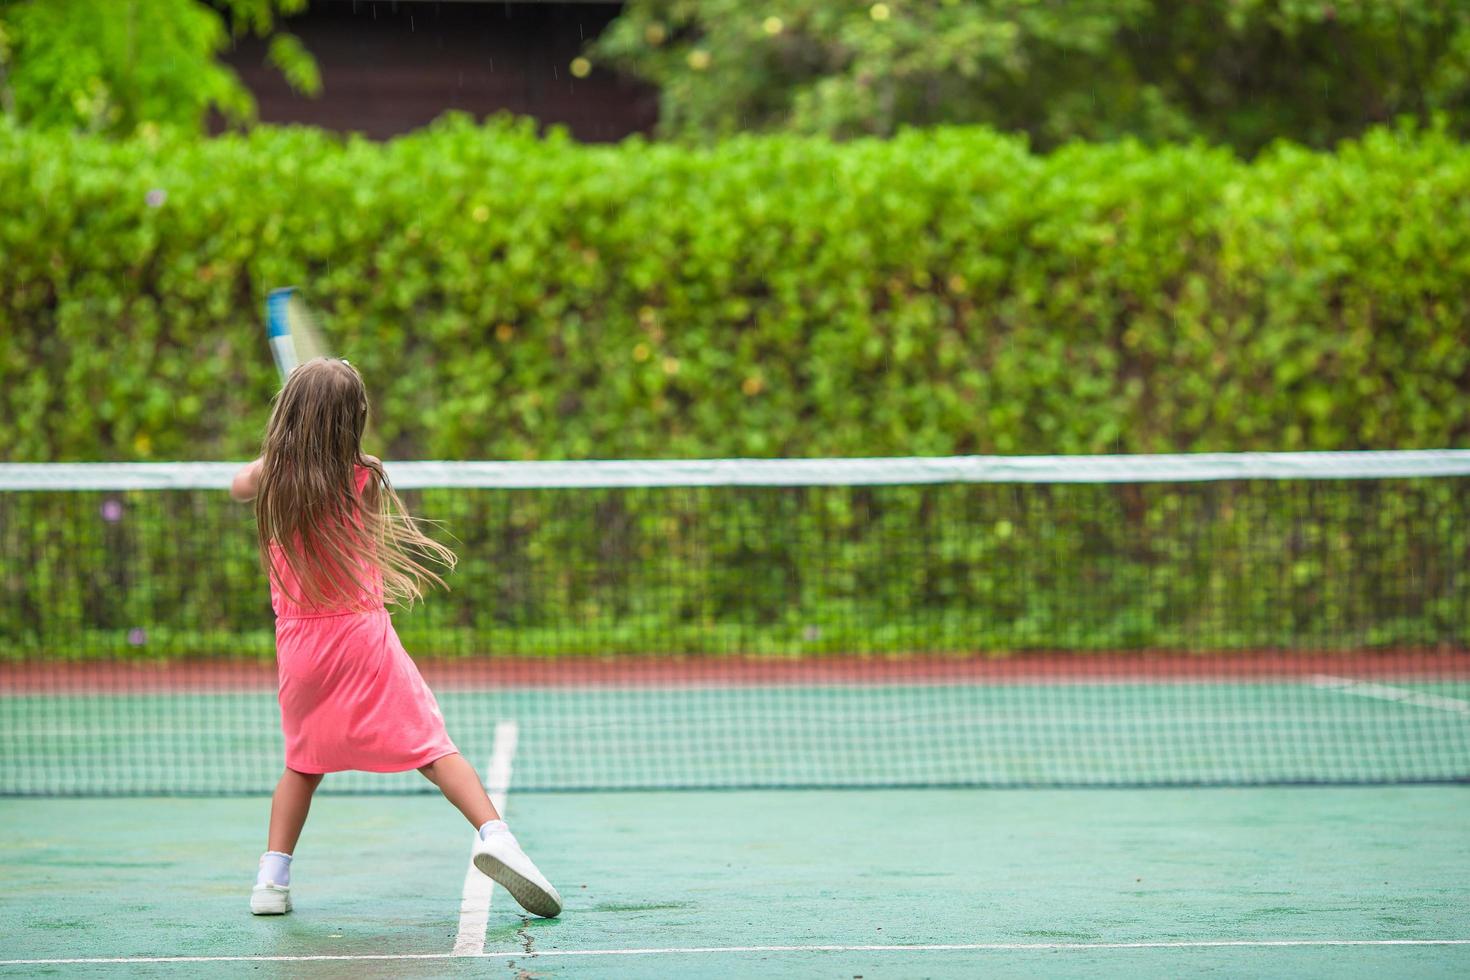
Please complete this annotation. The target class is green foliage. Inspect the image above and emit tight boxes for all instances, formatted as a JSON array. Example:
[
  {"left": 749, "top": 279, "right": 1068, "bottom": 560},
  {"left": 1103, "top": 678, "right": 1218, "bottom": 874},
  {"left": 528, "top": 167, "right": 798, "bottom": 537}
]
[
  {"left": 4, "top": 117, "right": 1469, "bottom": 660},
  {"left": 0, "top": 0, "right": 315, "bottom": 136},
  {"left": 5, "top": 480, "right": 1465, "bottom": 661},
  {"left": 591, "top": 0, "right": 1470, "bottom": 153},
  {"left": 2, "top": 116, "right": 1469, "bottom": 465}
]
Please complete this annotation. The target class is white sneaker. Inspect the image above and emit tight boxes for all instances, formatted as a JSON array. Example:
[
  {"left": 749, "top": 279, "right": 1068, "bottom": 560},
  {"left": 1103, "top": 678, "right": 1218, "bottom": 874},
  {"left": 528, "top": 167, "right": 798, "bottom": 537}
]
[
  {"left": 250, "top": 882, "right": 292, "bottom": 915},
  {"left": 472, "top": 829, "right": 562, "bottom": 918}
]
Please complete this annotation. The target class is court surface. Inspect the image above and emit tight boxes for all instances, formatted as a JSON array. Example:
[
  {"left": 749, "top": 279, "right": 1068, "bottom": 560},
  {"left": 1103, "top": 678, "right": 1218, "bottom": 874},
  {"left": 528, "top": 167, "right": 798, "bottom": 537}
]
[
  {"left": 2, "top": 784, "right": 1467, "bottom": 978},
  {"left": 5, "top": 670, "right": 1470, "bottom": 794}
]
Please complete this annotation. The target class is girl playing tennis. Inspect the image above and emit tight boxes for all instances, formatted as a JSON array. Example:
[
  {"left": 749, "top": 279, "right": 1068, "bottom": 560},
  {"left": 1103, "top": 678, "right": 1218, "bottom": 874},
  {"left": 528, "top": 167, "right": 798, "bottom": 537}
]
[{"left": 231, "top": 358, "right": 561, "bottom": 919}]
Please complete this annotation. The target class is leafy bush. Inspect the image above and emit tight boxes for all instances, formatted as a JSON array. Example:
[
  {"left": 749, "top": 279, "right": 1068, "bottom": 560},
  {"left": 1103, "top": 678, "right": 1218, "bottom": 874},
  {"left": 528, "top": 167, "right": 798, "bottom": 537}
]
[
  {"left": 4, "top": 117, "right": 1469, "bottom": 660},
  {"left": 3, "top": 116, "right": 1468, "bottom": 463},
  {"left": 0, "top": 0, "right": 317, "bottom": 136},
  {"left": 592, "top": 0, "right": 1470, "bottom": 154}
]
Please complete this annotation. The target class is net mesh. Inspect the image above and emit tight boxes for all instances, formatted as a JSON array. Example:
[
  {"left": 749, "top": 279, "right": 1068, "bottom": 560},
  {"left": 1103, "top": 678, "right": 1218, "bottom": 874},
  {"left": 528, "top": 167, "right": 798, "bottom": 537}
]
[{"left": 2, "top": 453, "right": 1468, "bottom": 795}]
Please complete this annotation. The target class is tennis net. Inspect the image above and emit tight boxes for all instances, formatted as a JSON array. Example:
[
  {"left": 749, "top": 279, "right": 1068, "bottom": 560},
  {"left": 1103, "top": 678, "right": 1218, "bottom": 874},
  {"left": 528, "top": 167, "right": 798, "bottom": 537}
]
[{"left": 2, "top": 452, "right": 1468, "bottom": 795}]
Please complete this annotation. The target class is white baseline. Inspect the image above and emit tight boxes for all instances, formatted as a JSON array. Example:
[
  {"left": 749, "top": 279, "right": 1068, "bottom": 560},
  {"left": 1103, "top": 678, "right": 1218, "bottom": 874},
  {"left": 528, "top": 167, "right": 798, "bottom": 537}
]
[{"left": 3, "top": 939, "right": 1469, "bottom": 966}]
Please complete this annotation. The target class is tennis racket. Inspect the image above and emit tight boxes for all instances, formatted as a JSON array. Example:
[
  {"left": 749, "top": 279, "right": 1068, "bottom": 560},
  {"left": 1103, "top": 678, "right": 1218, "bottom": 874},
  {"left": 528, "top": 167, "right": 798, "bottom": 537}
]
[
  {"left": 265, "top": 286, "right": 333, "bottom": 383},
  {"left": 264, "top": 287, "right": 376, "bottom": 446}
]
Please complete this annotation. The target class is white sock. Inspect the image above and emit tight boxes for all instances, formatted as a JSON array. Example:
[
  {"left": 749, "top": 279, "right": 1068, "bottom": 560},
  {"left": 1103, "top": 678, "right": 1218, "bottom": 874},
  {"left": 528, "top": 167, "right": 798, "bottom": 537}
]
[
  {"left": 257, "top": 850, "right": 292, "bottom": 887},
  {"left": 478, "top": 819, "right": 510, "bottom": 840}
]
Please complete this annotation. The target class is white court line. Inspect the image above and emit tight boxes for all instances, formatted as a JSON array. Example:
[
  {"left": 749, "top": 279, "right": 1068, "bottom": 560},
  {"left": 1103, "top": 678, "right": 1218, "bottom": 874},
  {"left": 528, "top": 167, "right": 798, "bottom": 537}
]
[
  {"left": 451, "top": 720, "right": 518, "bottom": 957},
  {"left": 4, "top": 939, "right": 1469, "bottom": 965},
  {"left": 1312, "top": 676, "right": 1470, "bottom": 715}
]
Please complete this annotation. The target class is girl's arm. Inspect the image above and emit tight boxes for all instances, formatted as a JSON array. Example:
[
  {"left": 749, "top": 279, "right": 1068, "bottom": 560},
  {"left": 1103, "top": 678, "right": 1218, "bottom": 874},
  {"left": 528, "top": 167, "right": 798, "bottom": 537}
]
[{"left": 231, "top": 457, "right": 264, "bottom": 502}]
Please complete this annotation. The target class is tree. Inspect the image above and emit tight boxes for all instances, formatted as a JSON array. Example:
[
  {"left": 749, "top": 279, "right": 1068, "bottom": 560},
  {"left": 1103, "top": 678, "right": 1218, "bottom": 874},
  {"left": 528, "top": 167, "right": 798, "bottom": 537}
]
[
  {"left": 0, "top": 0, "right": 318, "bottom": 136},
  {"left": 590, "top": 0, "right": 1470, "bottom": 153}
]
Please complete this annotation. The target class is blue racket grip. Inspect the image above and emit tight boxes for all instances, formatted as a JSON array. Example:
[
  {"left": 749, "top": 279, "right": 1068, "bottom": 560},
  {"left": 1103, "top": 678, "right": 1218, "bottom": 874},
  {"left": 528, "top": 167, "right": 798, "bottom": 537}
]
[{"left": 266, "top": 287, "right": 296, "bottom": 338}]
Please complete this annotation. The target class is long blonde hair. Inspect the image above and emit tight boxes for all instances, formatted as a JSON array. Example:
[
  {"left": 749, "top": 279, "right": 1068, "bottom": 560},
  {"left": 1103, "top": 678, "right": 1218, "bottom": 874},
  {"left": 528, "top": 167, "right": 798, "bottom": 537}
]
[{"left": 255, "top": 358, "right": 455, "bottom": 609}]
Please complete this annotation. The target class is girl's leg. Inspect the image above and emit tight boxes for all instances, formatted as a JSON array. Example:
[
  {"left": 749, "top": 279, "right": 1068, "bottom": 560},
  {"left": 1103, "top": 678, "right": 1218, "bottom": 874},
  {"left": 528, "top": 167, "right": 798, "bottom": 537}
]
[
  {"left": 253, "top": 768, "right": 320, "bottom": 914},
  {"left": 427, "top": 754, "right": 561, "bottom": 917},
  {"left": 419, "top": 753, "right": 499, "bottom": 828},
  {"left": 267, "top": 767, "right": 324, "bottom": 854}
]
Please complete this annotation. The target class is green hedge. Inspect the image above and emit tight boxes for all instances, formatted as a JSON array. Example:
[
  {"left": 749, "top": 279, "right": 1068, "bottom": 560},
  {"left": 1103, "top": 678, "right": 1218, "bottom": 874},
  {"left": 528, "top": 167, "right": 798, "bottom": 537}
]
[
  {"left": 4, "top": 120, "right": 1469, "bottom": 660},
  {"left": 3, "top": 115, "right": 1469, "bottom": 462}
]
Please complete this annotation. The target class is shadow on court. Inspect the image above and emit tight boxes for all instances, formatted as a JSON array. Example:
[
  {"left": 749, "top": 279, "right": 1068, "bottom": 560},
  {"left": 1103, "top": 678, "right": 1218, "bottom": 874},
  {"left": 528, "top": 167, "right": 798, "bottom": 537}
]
[{"left": 2, "top": 787, "right": 1467, "bottom": 978}]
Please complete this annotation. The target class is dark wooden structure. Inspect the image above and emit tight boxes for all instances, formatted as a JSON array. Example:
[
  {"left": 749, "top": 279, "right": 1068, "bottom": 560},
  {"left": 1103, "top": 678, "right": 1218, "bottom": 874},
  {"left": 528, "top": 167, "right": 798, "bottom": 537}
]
[{"left": 222, "top": 1, "right": 657, "bottom": 142}]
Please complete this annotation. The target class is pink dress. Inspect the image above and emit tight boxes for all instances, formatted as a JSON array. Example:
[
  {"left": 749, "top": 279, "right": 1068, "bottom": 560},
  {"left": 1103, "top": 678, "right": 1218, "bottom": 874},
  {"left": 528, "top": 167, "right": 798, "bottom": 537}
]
[{"left": 269, "top": 466, "right": 457, "bottom": 775}]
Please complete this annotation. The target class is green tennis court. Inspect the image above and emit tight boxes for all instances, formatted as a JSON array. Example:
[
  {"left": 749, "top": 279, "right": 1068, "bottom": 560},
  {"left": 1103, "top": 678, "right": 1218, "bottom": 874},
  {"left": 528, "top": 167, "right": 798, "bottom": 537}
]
[
  {"left": 3, "top": 785, "right": 1468, "bottom": 976},
  {"left": 3, "top": 456, "right": 1469, "bottom": 975},
  {"left": 3, "top": 670, "right": 1469, "bottom": 976}
]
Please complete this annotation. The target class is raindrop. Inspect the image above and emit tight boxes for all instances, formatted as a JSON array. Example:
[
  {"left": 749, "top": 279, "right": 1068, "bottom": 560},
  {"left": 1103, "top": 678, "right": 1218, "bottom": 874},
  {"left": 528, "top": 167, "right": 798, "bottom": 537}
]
[
  {"left": 127, "top": 628, "right": 147, "bottom": 647},
  {"left": 100, "top": 499, "right": 124, "bottom": 523}
]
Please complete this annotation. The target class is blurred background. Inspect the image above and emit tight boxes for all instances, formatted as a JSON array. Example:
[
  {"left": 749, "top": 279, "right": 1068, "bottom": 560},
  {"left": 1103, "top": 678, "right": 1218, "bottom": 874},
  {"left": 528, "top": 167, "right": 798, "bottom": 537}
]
[{"left": 2, "top": 0, "right": 1468, "bottom": 463}]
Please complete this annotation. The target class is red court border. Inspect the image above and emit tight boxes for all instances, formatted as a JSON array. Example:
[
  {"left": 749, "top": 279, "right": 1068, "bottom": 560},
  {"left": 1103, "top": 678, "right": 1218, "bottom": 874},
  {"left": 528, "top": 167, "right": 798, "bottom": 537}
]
[{"left": 1, "top": 651, "right": 1466, "bottom": 692}]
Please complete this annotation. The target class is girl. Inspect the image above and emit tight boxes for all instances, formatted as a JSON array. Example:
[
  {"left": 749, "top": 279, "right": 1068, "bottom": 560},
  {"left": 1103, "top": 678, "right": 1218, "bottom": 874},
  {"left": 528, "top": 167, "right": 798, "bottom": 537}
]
[{"left": 231, "top": 358, "right": 561, "bottom": 919}]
